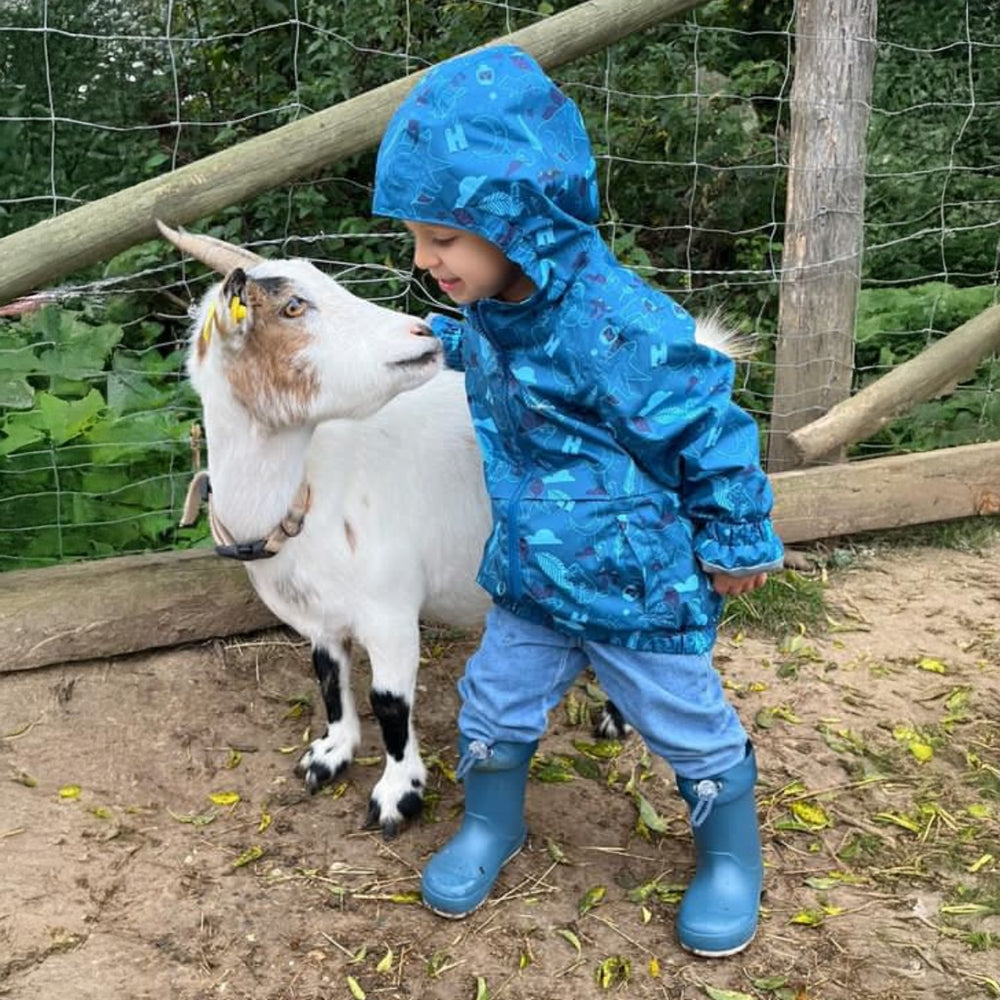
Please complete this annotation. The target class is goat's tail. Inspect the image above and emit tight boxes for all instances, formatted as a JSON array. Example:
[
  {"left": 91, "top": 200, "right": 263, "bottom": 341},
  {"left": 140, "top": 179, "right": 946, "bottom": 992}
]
[{"left": 693, "top": 311, "right": 755, "bottom": 362}]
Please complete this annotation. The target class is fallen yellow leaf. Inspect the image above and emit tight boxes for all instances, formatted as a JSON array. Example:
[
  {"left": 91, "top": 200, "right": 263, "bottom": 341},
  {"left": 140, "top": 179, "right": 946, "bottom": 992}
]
[{"left": 232, "top": 845, "right": 263, "bottom": 868}]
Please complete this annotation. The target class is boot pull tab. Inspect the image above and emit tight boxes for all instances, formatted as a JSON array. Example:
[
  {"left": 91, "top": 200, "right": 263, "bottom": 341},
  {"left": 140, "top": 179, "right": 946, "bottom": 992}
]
[
  {"left": 690, "top": 778, "right": 721, "bottom": 828},
  {"left": 455, "top": 740, "right": 491, "bottom": 780}
]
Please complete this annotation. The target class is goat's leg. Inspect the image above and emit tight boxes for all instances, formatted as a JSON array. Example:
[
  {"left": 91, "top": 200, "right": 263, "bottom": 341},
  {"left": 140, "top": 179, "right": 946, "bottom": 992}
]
[
  {"left": 296, "top": 640, "right": 361, "bottom": 793},
  {"left": 362, "top": 624, "right": 427, "bottom": 838},
  {"left": 594, "top": 698, "right": 633, "bottom": 740}
]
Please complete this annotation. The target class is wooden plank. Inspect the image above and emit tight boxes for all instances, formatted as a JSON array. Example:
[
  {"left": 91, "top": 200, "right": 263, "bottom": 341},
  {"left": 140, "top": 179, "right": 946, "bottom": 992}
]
[
  {"left": 788, "top": 303, "right": 1000, "bottom": 465},
  {"left": 0, "top": 0, "right": 707, "bottom": 306},
  {"left": 2, "top": 442, "right": 997, "bottom": 672},
  {"left": 0, "top": 549, "right": 278, "bottom": 674},
  {"left": 772, "top": 440, "right": 1000, "bottom": 543},
  {"left": 766, "top": 0, "right": 877, "bottom": 472}
]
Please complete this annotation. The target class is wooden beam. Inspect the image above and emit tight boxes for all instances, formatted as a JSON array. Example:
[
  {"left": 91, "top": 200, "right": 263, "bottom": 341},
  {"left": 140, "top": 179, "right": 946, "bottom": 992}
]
[
  {"left": 772, "top": 439, "right": 1000, "bottom": 544},
  {"left": 767, "top": 0, "right": 877, "bottom": 472},
  {"left": 2, "top": 441, "right": 997, "bottom": 672},
  {"left": 0, "top": 550, "right": 278, "bottom": 674},
  {"left": 788, "top": 303, "right": 1000, "bottom": 466},
  {"left": 0, "top": 0, "right": 707, "bottom": 306}
]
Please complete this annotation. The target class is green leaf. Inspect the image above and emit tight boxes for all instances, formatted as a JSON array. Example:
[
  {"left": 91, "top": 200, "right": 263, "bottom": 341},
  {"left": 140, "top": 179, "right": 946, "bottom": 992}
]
[
  {"left": 595, "top": 956, "right": 630, "bottom": 990},
  {"left": 704, "top": 988, "right": 756, "bottom": 1000},
  {"left": 555, "top": 928, "right": 582, "bottom": 955},
  {"left": 231, "top": 845, "right": 263, "bottom": 868},
  {"left": 634, "top": 792, "right": 670, "bottom": 834},
  {"left": 571, "top": 755, "right": 602, "bottom": 780},
  {"left": 751, "top": 976, "right": 789, "bottom": 990},
  {"left": 533, "top": 755, "right": 576, "bottom": 783},
  {"left": 0, "top": 412, "right": 46, "bottom": 456},
  {"left": 789, "top": 800, "right": 832, "bottom": 829},
  {"left": 572, "top": 739, "right": 623, "bottom": 760},
  {"left": 35, "top": 389, "right": 106, "bottom": 445},
  {"left": 578, "top": 885, "right": 606, "bottom": 917},
  {"left": 0, "top": 374, "right": 35, "bottom": 409}
]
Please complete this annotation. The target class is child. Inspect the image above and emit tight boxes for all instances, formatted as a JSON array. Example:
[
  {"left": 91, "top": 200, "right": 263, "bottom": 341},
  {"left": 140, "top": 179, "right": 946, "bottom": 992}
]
[{"left": 372, "top": 44, "right": 784, "bottom": 957}]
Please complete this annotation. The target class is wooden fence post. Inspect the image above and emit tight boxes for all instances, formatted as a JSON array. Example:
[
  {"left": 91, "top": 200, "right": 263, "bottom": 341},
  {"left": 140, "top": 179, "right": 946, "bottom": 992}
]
[{"left": 766, "top": 0, "right": 878, "bottom": 472}]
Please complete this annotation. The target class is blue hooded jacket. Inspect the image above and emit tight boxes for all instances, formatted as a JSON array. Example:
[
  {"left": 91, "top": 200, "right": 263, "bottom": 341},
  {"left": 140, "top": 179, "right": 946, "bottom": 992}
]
[{"left": 374, "top": 45, "right": 783, "bottom": 654}]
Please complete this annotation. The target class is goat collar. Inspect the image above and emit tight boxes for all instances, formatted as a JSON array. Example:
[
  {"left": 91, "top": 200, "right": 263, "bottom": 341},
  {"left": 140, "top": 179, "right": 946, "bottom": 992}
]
[{"left": 181, "top": 471, "right": 311, "bottom": 561}]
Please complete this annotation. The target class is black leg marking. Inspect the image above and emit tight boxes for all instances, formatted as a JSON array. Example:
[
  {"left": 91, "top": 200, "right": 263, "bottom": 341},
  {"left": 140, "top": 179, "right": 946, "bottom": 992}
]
[
  {"left": 311, "top": 647, "right": 343, "bottom": 724},
  {"left": 595, "top": 699, "right": 633, "bottom": 740},
  {"left": 369, "top": 689, "right": 410, "bottom": 762},
  {"left": 396, "top": 790, "right": 423, "bottom": 821}
]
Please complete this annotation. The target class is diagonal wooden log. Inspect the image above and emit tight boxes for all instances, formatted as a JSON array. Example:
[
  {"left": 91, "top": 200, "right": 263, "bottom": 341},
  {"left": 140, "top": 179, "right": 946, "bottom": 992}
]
[
  {"left": 788, "top": 303, "right": 1000, "bottom": 466},
  {"left": 0, "top": 0, "right": 707, "bottom": 306},
  {"left": 2, "top": 440, "right": 997, "bottom": 673}
]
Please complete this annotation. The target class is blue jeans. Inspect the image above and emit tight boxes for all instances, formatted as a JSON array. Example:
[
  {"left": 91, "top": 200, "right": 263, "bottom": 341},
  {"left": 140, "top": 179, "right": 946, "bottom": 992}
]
[{"left": 457, "top": 605, "right": 748, "bottom": 779}]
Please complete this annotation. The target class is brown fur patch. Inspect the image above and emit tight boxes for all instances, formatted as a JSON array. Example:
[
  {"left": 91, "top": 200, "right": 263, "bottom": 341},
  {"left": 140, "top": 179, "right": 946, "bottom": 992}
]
[
  {"left": 225, "top": 280, "right": 320, "bottom": 425},
  {"left": 344, "top": 520, "right": 357, "bottom": 553}
]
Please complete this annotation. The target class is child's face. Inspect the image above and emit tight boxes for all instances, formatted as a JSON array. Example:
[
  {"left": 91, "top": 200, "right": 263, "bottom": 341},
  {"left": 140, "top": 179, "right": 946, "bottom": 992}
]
[{"left": 405, "top": 223, "right": 535, "bottom": 305}]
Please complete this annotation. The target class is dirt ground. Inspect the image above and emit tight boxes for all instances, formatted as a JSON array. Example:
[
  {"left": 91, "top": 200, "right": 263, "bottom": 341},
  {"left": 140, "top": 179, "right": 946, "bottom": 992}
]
[{"left": 2, "top": 537, "right": 999, "bottom": 1000}]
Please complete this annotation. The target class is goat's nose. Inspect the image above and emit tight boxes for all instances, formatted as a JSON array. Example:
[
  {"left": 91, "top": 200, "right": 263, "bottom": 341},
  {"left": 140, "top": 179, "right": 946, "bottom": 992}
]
[{"left": 410, "top": 322, "right": 432, "bottom": 338}]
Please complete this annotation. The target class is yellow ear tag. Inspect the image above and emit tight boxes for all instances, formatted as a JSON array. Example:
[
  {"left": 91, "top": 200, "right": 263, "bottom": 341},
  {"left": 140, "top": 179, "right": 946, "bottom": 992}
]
[
  {"left": 200, "top": 301, "right": 217, "bottom": 344},
  {"left": 229, "top": 295, "right": 248, "bottom": 324}
]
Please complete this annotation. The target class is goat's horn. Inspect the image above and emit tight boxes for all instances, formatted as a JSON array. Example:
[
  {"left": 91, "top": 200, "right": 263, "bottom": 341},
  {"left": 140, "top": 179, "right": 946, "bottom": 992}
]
[{"left": 156, "top": 219, "right": 264, "bottom": 274}]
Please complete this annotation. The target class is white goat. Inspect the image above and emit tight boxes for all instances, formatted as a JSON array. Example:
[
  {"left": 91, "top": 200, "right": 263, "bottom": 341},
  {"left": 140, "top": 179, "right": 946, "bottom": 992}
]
[{"left": 160, "top": 222, "right": 739, "bottom": 837}]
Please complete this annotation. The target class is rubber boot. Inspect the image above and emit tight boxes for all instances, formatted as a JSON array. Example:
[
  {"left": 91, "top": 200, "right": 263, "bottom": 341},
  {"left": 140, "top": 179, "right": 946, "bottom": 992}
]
[
  {"left": 675, "top": 744, "right": 763, "bottom": 957},
  {"left": 421, "top": 737, "right": 537, "bottom": 918}
]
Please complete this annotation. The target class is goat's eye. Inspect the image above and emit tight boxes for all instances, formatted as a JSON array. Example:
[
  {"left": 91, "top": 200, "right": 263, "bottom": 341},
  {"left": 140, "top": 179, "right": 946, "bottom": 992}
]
[{"left": 282, "top": 296, "right": 307, "bottom": 319}]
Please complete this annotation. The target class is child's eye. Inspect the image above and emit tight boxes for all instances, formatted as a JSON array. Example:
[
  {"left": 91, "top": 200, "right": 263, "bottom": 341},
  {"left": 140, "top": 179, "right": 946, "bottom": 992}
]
[
  {"left": 431, "top": 235, "right": 456, "bottom": 247},
  {"left": 282, "top": 296, "right": 307, "bottom": 318}
]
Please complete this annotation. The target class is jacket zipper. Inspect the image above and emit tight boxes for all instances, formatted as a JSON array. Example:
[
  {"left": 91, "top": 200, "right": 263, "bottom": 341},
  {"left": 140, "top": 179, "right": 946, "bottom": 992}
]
[{"left": 473, "top": 306, "right": 531, "bottom": 605}]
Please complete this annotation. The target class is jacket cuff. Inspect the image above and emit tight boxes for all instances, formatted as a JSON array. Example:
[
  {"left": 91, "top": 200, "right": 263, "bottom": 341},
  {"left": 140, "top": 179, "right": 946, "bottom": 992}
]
[
  {"left": 426, "top": 312, "right": 465, "bottom": 371},
  {"left": 694, "top": 519, "right": 784, "bottom": 576}
]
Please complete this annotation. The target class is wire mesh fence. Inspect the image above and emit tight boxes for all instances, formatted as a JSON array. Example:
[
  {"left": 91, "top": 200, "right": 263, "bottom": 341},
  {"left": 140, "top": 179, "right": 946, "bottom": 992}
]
[{"left": 1, "top": 0, "right": 997, "bottom": 571}]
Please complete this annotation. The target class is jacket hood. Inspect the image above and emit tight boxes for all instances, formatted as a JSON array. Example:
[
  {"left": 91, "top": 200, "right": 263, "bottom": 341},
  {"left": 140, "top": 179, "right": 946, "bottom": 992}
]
[{"left": 373, "top": 44, "right": 600, "bottom": 297}]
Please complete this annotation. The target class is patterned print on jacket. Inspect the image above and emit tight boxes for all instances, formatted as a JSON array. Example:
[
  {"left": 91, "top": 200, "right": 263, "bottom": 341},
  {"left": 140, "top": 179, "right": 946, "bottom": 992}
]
[{"left": 374, "top": 44, "right": 784, "bottom": 653}]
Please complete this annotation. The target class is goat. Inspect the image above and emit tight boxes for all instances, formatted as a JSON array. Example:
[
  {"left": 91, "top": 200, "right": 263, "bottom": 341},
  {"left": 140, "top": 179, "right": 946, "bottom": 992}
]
[{"left": 160, "top": 221, "right": 741, "bottom": 837}]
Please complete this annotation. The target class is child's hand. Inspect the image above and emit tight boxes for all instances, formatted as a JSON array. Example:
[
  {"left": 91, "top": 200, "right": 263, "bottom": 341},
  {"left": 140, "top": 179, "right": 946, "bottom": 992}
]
[{"left": 711, "top": 571, "right": 768, "bottom": 596}]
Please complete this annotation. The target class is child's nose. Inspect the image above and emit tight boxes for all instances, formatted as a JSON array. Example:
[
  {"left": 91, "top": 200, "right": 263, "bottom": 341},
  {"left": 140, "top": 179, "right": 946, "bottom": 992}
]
[{"left": 412, "top": 238, "right": 437, "bottom": 272}]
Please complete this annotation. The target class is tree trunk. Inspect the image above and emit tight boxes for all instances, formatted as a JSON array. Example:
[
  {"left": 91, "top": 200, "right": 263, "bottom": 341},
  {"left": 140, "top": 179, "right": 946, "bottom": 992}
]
[{"left": 767, "top": 0, "right": 878, "bottom": 471}]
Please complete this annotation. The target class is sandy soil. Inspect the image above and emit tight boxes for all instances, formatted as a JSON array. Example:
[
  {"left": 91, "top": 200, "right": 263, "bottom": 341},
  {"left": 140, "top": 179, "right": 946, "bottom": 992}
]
[{"left": 2, "top": 539, "right": 998, "bottom": 1000}]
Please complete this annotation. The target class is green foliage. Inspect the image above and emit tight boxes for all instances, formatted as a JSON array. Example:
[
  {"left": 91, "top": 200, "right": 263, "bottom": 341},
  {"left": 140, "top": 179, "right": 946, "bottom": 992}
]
[
  {"left": 864, "top": 1, "right": 1000, "bottom": 284},
  {"left": 852, "top": 282, "right": 999, "bottom": 455},
  {"left": 1, "top": 1, "right": 998, "bottom": 570},
  {"left": 0, "top": 307, "right": 200, "bottom": 569}
]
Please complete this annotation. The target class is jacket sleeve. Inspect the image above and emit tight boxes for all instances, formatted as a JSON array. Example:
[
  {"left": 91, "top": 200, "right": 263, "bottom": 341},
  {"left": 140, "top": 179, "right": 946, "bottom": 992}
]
[
  {"left": 596, "top": 338, "right": 784, "bottom": 577},
  {"left": 427, "top": 312, "right": 467, "bottom": 372}
]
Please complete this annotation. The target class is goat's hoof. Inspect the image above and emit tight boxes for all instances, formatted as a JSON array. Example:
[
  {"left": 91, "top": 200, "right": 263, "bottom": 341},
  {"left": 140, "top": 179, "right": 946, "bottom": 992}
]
[
  {"left": 365, "top": 803, "right": 399, "bottom": 839},
  {"left": 300, "top": 758, "right": 347, "bottom": 794},
  {"left": 365, "top": 789, "right": 424, "bottom": 839},
  {"left": 594, "top": 700, "right": 633, "bottom": 741}
]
